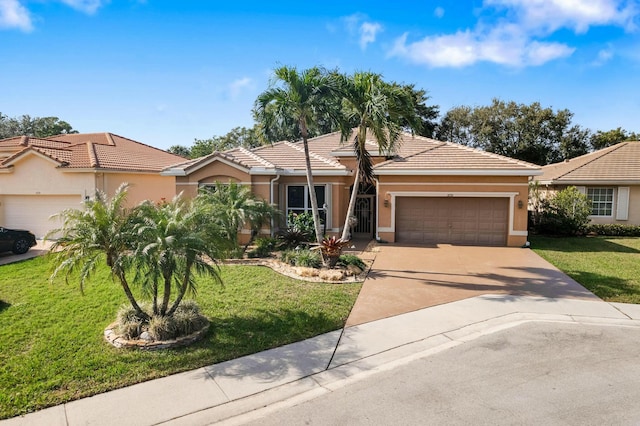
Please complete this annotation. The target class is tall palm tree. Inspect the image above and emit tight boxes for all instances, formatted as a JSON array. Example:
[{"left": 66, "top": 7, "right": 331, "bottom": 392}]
[
  {"left": 255, "top": 66, "right": 337, "bottom": 246},
  {"left": 48, "top": 183, "right": 148, "bottom": 320},
  {"left": 334, "top": 72, "right": 422, "bottom": 241}
]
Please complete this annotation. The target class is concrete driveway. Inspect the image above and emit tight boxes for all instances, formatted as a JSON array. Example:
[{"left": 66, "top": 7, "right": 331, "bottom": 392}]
[{"left": 347, "top": 244, "right": 598, "bottom": 326}]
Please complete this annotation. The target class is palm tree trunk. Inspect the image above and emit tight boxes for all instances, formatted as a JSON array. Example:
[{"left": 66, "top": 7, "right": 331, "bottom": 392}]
[
  {"left": 300, "top": 122, "right": 324, "bottom": 246},
  {"left": 341, "top": 167, "right": 360, "bottom": 241},
  {"left": 167, "top": 258, "right": 193, "bottom": 316},
  {"left": 117, "top": 271, "right": 149, "bottom": 321},
  {"left": 160, "top": 270, "right": 172, "bottom": 315}
]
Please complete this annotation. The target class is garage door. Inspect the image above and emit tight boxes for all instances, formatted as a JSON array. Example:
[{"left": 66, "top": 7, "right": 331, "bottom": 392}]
[
  {"left": 2, "top": 195, "right": 83, "bottom": 239},
  {"left": 396, "top": 197, "right": 508, "bottom": 246}
]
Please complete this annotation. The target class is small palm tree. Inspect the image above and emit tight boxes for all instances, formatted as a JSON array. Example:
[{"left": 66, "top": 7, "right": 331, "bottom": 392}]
[
  {"left": 49, "top": 185, "right": 227, "bottom": 325},
  {"left": 132, "top": 195, "right": 226, "bottom": 317},
  {"left": 255, "top": 66, "right": 338, "bottom": 246},
  {"left": 48, "top": 183, "right": 148, "bottom": 319},
  {"left": 198, "top": 181, "right": 280, "bottom": 257},
  {"left": 333, "top": 72, "right": 422, "bottom": 241}
]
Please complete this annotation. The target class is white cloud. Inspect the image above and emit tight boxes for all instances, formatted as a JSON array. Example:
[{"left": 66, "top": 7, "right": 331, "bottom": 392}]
[
  {"left": 60, "top": 0, "right": 109, "bottom": 15},
  {"left": 227, "top": 77, "right": 254, "bottom": 100},
  {"left": 390, "top": 26, "right": 574, "bottom": 68},
  {"left": 593, "top": 46, "right": 615, "bottom": 65},
  {"left": 389, "top": 0, "right": 634, "bottom": 68},
  {"left": 434, "top": 7, "right": 445, "bottom": 19},
  {"left": 359, "top": 21, "right": 382, "bottom": 49},
  {"left": 342, "top": 13, "right": 383, "bottom": 50},
  {"left": 486, "top": 0, "right": 637, "bottom": 33},
  {"left": 0, "top": 0, "right": 109, "bottom": 32},
  {"left": 0, "top": 0, "right": 33, "bottom": 32}
]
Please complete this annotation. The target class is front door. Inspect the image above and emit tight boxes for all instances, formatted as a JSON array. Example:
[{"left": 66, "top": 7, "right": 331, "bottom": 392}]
[{"left": 353, "top": 195, "right": 374, "bottom": 238}]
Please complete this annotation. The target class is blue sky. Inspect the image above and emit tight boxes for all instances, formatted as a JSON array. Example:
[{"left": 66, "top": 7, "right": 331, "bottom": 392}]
[{"left": 1, "top": 0, "right": 639, "bottom": 150}]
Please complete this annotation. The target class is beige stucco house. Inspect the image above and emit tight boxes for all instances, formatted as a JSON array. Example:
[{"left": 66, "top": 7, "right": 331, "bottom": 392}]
[
  {"left": 0, "top": 133, "right": 185, "bottom": 238},
  {"left": 535, "top": 141, "right": 640, "bottom": 225},
  {"left": 162, "top": 132, "right": 541, "bottom": 247}
]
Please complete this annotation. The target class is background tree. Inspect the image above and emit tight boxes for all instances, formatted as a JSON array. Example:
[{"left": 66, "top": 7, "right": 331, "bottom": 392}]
[
  {"left": 255, "top": 66, "right": 337, "bottom": 246},
  {"left": 0, "top": 113, "right": 78, "bottom": 139},
  {"left": 168, "top": 126, "right": 264, "bottom": 159},
  {"left": 334, "top": 71, "right": 422, "bottom": 241},
  {"left": 590, "top": 128, "right": 639, "bottom": 150},
  {"left": 435, "top": 99, "right": 590, "bottom": 165}
]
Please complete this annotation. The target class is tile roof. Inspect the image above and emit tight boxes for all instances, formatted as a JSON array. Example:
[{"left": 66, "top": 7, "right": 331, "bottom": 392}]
[
  {"left": 164, "top": 131, "right": 540, "bottom": 177},
  {"left": 537, "top": 141, "right": 640, "bottom": 184},
  {"left": 0, "top": 133, "right": 186, "bottom": 172}
]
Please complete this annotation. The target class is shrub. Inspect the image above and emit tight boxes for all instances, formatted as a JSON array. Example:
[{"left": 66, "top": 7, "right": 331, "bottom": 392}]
[
  {"left": 248, "top": 237, "right": 278, "bottom": 258},
  {"left": 115, "top": 303, "right": 149, "bottom": 339},
  {"left": 538, "top": 186, "right": 592, "bottom": 236},
  {"left": 337, "top": 254, "right": 366, "bottom": 270},
  {"left": 587, "top": 224, "right": 640, "bottom": 236},
  {"left": 277, "top": 228, "right": 311, "bottom": 250},
  {"left": 148, "top": 315, "right": 175, "bottom": 341},
  {"left": 288, "top": 211, "right": 317, "bottom": 237},
  {"left": 280, "top": 249, "right": 322, "bottom": 268}
]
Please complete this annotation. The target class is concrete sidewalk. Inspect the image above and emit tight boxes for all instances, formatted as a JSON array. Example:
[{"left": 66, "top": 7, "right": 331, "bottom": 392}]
[{"left": 5, "top": 295, "right": 640, "bottom": 426}]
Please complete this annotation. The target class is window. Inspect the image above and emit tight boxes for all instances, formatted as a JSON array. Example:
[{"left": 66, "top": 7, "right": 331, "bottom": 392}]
[
  {"left": 287, "top": 185, "right": 326, "bottom": 222},
  {"left": 587, "top": 188, "right": 614, "bottom": 216}
]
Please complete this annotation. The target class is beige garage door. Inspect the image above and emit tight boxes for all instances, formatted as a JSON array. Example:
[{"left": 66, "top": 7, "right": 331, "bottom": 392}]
[
  {"left": 396, "top": 197, "right": 508, "bottom": 246},
  {"left": 2, "top": 195, "right": 83, "bottom": 239}
]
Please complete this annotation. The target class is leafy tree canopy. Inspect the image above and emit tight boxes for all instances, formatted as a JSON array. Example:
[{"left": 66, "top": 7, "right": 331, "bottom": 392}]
[
  {"left": 168, "top": 126, "right": 264, "bottom": 159},
  {"left": 0, "top": 113, "right": 78, "bottom": 139},
  {"left": 435, "top": 99, "right": 591, "bottom": 165},
  {"left": 590, "top": 127, "right": 640, "bottom": 151}
]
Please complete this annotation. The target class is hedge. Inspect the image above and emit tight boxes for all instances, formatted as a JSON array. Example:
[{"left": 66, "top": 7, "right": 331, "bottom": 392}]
[{"left": 586, "top": 224, "right": 640, "bottom": 237}]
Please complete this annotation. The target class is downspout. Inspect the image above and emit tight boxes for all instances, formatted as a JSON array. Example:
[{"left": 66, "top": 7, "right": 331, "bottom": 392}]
[
  {"left": 374, "top": 177, "right": 380, "bottom": 241},
  {"left": 270, "top": 173, "right": 281, "bottom": 237}
]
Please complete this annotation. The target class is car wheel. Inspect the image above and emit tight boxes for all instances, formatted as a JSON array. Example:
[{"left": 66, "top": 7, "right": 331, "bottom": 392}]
[{"left": 12, "top": 238, "right": 31, "bottom": 255}]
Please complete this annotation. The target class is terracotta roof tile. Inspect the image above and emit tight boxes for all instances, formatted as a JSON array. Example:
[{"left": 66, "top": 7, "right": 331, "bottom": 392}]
[
  {"left": 0, "top": 132, "right": 185, "bottom": 172},
  {"left": 537, "top": 141, "right": 640, "bottom": 183},
  {"left": 164, "top": 130, "right": 540, "bottom": 176}
]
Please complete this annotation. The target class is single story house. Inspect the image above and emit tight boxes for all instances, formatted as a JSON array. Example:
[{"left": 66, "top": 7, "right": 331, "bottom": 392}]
[
  {"left": 534, "top": 141, "right": 640, "bottom": 225},
  {"left": 162, "top": 131, "right": 541, "bottom": 247},
  {"left": 0, "top": 133, "right": 185, "bottom": 238}
]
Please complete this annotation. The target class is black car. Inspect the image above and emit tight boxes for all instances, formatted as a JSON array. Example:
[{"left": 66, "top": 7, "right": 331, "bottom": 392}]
[{"left": 0, "top": 227, "right": 37, "bottom": 255}]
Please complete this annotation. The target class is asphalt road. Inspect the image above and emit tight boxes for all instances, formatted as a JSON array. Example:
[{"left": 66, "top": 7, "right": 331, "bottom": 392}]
[{"left": 239, "top": 322, "right": 640, "bottom": 425}]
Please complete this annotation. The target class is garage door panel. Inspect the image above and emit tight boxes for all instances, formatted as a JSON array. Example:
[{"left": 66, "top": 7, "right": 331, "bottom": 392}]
[
  {"left": 3, "top": 195, "right": 83, "bottom": 239},
  {"left": 396, "top": 197, "right": 508, "bottom": 246}
]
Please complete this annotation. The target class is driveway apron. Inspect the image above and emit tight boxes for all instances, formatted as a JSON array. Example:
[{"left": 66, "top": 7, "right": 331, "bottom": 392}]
[{"left": 347, "top": 244, "right": 599, "bottom": 326}]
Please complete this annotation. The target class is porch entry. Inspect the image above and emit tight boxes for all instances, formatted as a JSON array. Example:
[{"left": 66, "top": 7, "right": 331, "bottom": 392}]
[{"left": 353, "top": 195, "right": 375, "bottom": 238}]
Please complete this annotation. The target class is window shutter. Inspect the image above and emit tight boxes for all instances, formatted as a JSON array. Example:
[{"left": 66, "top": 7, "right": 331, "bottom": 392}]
[
  {"left": 576, "top": 186, "right": 586, "bottom": 195},
  {"left": 616, "top": 187, "right": 630, "bottom": 220}
]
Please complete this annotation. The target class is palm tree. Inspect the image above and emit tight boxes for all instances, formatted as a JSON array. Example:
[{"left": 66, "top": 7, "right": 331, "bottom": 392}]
[
  {"left": 198, "top": 181, "right": 280, "bottom": 257},
  {"left": 49, "top": 185, "right": 227, "bottom": 322},
  {"left": 255, "top": 66, "right": 337, "bottom": 246},
  {"left": 334, "top": 72, "right": 422, "bottom": 241},
  {"left": 133, "top": 194, "right": 225, "bottom": 317},
  {"left": 48, "top": 183, "right": 149, "bottom": 320}
]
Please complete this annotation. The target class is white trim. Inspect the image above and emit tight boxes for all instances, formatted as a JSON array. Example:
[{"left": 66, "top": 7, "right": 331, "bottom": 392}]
[
  {"left": 162, "top": 156, "right": 251, "bottom": 176},
  {"left": 378, "top": 182, "right": 527, "bottom": 187},
  {"left": 510, "top": 231, "right": 528, "bottom": 236},
  {"left": 616, "top": 187, "right": 630, "bottom": 221},
  {"left": 375, "top": 169, "right": 542, "bottom": 176},
  {"left": 386, "top": 191, "right": 521, "bottom": 237}
]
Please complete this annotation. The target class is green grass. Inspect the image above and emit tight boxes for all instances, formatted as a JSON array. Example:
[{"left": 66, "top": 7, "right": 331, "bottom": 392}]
[
  {"left": 0, "top": 256, "right": 362, "bottom": 419},
  {"left": 530, "top": 235, "right": 640, "bottom": 303}
]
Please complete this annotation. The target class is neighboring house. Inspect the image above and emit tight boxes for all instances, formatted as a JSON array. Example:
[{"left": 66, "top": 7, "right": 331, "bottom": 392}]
[
  {"left": 162, "top": 131, "right": 541, "bottom": 247},
  {"left": 535, "top": 141, "right": 640, "bottom": 225},
  {"left": 0, "top": 133, "right": 185, "bottom": 238}
]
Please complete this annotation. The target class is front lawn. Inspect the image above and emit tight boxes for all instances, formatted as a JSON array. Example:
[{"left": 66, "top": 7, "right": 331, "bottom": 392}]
[
  {"left": 530, "top": 235, "right": 640, "bottom": 303},
  {"left": 0, "top": 256, "right": 362, "bottom": 419}
]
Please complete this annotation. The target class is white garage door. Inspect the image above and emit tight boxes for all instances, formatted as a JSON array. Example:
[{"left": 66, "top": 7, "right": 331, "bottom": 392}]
[
  {"left": 396, "top": 197, "right": 509, "bottom": 246},
  {"left": 2, "top": 195, "right": 84, "bottom": 239}
]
